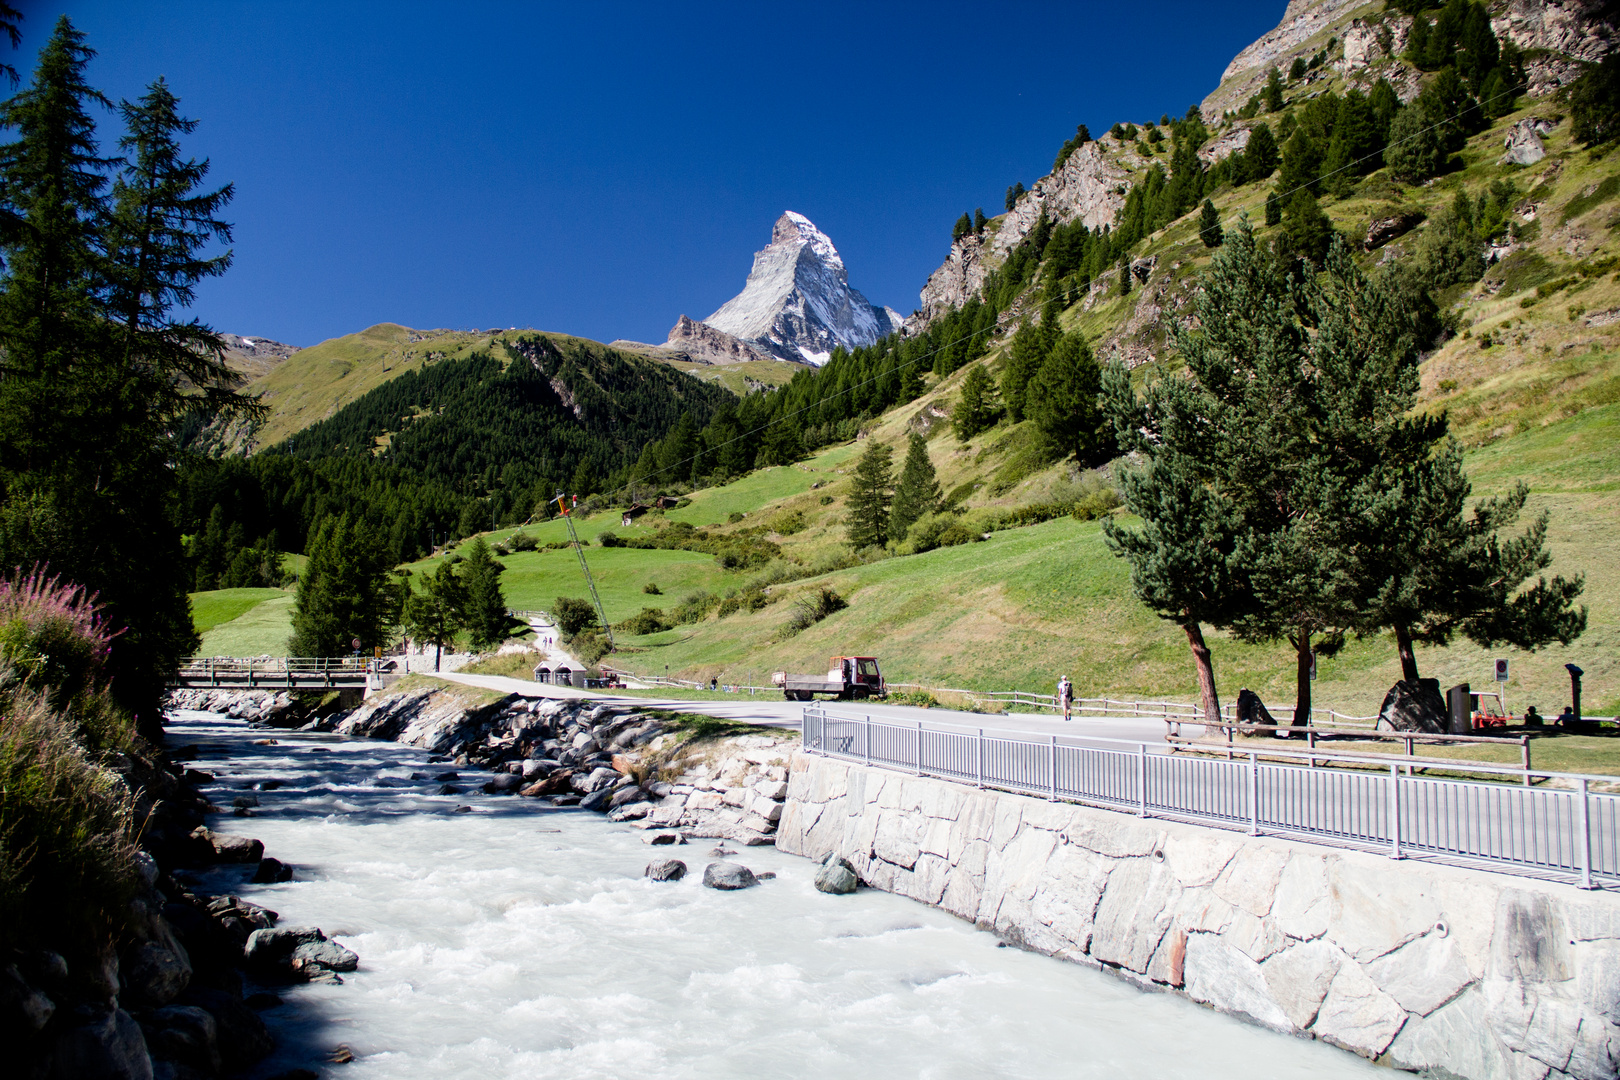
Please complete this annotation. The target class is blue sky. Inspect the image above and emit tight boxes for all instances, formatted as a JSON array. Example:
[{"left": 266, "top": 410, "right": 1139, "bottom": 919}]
[{"left": 15, "top": 1, "right": 1282, "bottom": 348}]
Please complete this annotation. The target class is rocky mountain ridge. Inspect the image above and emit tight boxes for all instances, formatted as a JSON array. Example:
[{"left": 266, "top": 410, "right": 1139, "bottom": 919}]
[
  {"left": 658, "top": 211, "right": 903, "bottom": 368},
  {"left": 912, "top": 0, "right": 1617, "bottom": 338}
]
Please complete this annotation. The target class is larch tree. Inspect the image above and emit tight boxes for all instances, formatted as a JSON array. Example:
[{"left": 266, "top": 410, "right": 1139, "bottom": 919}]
[
  {"left": 889, "top": 431, "right": 943, "bottom": 543},
  {"left": 845, "top": 439, "right": 894, "bottom": 550},
  {"left": 950, "top": 365, "right": 999, "bottom": 442},
  {"left": 1028, "top": 332, "right": 1107, "bottom": 464},
  {"left": 404, "top": 560, "right": 466, "bottom": 672}
]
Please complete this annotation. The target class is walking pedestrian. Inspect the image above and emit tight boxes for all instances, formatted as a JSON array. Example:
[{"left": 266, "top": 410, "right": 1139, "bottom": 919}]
[{"left": 1058, "top": 675, "right": 1073, "bottom": 721}]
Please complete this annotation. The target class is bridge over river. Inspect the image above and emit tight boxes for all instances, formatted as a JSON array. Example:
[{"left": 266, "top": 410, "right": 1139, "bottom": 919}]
[{"left": 170, "top": 656, "right": 377, "bottom": 690}]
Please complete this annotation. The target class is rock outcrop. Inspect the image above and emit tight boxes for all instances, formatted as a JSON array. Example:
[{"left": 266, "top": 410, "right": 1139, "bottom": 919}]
[
  {"left": 917, "top": 140, "right": 1132, "bottom": 324},
  {"left": 669, "top": 211, "right": 902, "bottom": 367}
]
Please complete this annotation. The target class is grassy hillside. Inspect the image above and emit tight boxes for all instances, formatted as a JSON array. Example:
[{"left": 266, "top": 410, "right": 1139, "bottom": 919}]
[{"left": 191, "top": 589, "right": 297, "bottom": 656}]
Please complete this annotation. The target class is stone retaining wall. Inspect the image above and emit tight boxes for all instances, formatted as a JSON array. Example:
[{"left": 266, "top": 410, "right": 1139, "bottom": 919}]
[{"left": 777, "top": 753, "right": 1620, "bottom": 1080}]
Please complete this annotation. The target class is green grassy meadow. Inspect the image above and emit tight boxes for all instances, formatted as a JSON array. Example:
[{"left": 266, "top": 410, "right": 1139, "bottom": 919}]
[{"left": 193, "top": 591, "right": 296, "bottom": 656}]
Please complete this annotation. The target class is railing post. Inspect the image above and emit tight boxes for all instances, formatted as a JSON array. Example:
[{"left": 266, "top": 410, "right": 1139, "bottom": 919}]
[
  {"left": 1049, "top": 734, "right": 1058, "bottom": 801},
  {"left": 1579, "top": 778, "right": 1594, "bottom": 889},
  {"left": 1523, "top": 737, "right": 1532, "bottom": 787},
  {"left": 915, "top": 720, "right": 924, "bottom": 777},
  {"left": 1248, "top": 751, "right": 1259, "bottom": 835},
  {"left": 864, "top": 715, "right": 872, "bottom": 766},
  {"left": 1389, "top": 761, "right": 1403, "bottom": 859},
  {"left": 1138, "top": 742, "right": 1149, "bottom": 818},
  {"left": 976, "top": 727, "right": 984, "bottom": 789}
]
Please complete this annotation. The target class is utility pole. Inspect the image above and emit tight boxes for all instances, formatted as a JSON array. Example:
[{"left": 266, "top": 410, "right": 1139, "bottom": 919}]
[{"left": 554, "top": 493, "right": 613, "bottom": 651}]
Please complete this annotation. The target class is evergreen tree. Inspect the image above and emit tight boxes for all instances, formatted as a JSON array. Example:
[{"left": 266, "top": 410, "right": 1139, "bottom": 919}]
[
  {"left": 1289, "top": 56, "right": 1307, "bottom": 81},
  {"left": 952, "top": 212, "right": 972, "bottom": 241},
  {"left": 1242, "top": 122, "right": 1278, "bottom": 182},
  {"left": 403, "top": 561, "right": 465, "bottom": 671},
  {"left": 1279, "top": 189, "right": 1334, "bottom": 265},
  {"left": 1198, "top": 199, "right": 1223, "bottom": 247},
  {"left": 1264, "top": 190, "right": 1282, "bottom": 226},
  {"left": 1028, "top": 333, "right": 1106, "bottom": 463},
  {"left": 459, "top": 535, "right": 507, "bottom": 651},
  {"left": 973, "top": 207, "right": 987, "bottom": 233},
  {"left": 1117, "top": 253, "right": 1133, "bottom": 296},
  {"left": 289, "top": 514, "right": 393, "bottom": 656},
  {"left": 950, "top": 364, "right": 999, "bottom": 442},
  {"left": 1384, "top": 95, "right": 1448, "bottom": 182},
  {"left": 1000, "top": 317, "right": 1054, "bottom": 422},
  {"left": 889, "top": 431, "right": 942, "bottom": 543},
  {"left": 1276, "top": 128, "right": 1321, "bottom": 195},
  {"left": 1004, "top": 183, "right": 1024, "bottom": 212},
  {"left": 1264, "top": 67, "right": 1285, "bottom": 112},
  {"left": 845, "top": 439, "right": 894, "bottom": 549},
  {"left": 1569, "top": 54, "right": 1620, "bottom": 147},
  {"left": 192, "top": 504, "right": 228, "bottom": 590}
]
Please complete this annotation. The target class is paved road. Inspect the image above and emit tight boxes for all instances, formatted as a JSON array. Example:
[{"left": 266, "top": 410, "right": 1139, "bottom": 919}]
[{"left": 430, "top": 670, "right": 1187, "bottom": 747}]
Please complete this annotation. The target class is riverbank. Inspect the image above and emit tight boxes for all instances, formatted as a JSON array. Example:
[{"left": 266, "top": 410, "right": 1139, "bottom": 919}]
[
  {"left": 779, "top": 753, "right": 1620, "bottom": 1080},
  {"left": 155, "top": 705, "right": 1383, "bottom": 1079}
]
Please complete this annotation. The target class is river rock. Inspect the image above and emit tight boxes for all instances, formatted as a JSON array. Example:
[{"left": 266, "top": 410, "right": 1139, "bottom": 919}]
[
  {"left": 179, "top": 986, "right": 275, "bottom": 1070},
  {"left": 814, "top": 855, "right": 859, "bottom": 894},
  {"left": 251, "top": 857, "right": 293, "bottom": 883},
  {"left": 196, "top": 829, "right": 264, "bottom": 863},
  {"left": 436, "top": 783, "right": 463, "bottom": 795},
  {"left": 0, "top": 962, "right": 55, "bottom": 1032},
  {"left": 49, "top": 1008, "right": 153, "bottom": 1080},
  {"left": 291, "top": 938, "right": 359, "bottom": 974},
  {"left": 482, "top": 773, "right": 522, "bottom": 795},
  {"left": 608, "top": 785, "right": 649, "bottom": 809},
  {"left": 1378, "top": 679, "right": 1446, "bottom": 734},
  {"left": 644, "top": 832, "right": 684, "bottom": 845},
  {"left": 143, "top": 1004, "right": 221, "bottom": 1074},
  {"left": 646, "top": 859, "right": 687, "bottom": 881},
  {"left": 122, "top": 941, "right": 192, "bottom": 1008},
  {"left": 579, "top": 786, "right": 615, "bottom": 812},
  {"left": 702, "top": 862, "right": 758, "bottom": 890}
]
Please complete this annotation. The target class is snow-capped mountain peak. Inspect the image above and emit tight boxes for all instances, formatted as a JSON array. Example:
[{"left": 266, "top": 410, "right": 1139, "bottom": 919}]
[{"left": 670, "top": 211, "right": 902, "bottom": 367}]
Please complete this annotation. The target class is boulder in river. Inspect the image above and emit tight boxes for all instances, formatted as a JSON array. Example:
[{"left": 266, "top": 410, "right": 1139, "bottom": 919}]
[
  {"left": 483, "top": 773, "right": 523, "bottom": 795},
  {"left": 646, "top": 859, "right": 687, "bottom": 881},
  {"left": 244, "top": 926, "right": 358, "bottom": 981},
  {"left": 702, "top": 862, "right": 758, "bottom": 890},
  {"left": 251, "top": 857, "right": 293, "bottom": 884},
  {"left": 814, "top": 854, "right": 859, "bottom": 895}
]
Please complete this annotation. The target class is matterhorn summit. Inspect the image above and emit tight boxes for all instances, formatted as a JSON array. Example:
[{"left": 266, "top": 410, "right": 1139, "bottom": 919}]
[{"left": 666, "top": 212, "right": 903, "bottom": 367}]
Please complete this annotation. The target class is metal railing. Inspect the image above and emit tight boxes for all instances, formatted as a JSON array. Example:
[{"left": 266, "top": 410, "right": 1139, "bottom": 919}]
[
  {"left": 884, "top": 683, "right": 1379, "bottom": 726},
  {"left": 801, "top": 705, "right": 1619, "bottom": 889},
  {"left": 1173, "top": 719, "right": 1535, "bottom": 780}
]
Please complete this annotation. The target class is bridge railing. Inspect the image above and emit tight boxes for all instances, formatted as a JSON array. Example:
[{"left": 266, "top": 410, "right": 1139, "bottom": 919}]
[
  {"left": 173, "top": 657, "right": 376, "bottom": 687},
  {"left": 801, "top": 704, "right": 1618, "bottom": 889}
]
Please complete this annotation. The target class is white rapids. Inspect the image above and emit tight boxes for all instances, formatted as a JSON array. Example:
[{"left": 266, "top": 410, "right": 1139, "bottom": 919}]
[{"left": 168, "top": 710, "right": 1380, "bottom": 1080}]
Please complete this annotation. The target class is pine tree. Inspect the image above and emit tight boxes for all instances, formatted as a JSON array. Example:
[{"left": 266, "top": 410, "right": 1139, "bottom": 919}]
[
  {"left": 973, "top": 207, "right": 987, "bottom": 233},
  {"left": 1276, "top": 128, "right": 1321, "bottom": 195},
  {"left": 289, "top": 514, "right": 394, "bottom": 656},
  {"left": 952, "top": 212, "right": 972, "bottom": 241},
  {"left": 845, "top": 439, "right": 894, "bottom": 549},
  {"left": 1264, "top": 67, "right": 1285, "bottom": 112},
  {"left": 1384, "top": 93, "right": 1449, "bottom": 182},
  {"left": 1279, "top": 189, "right": 1334, "bottom": 264},
  {"left": 1568, "top": 54, "right": 1620, "bottom": 147},
  {"left": 1198, "top": 199, "right": 1223, "bottom": 247},
  {"left": 459, "top": 535, "right": 508, "bottom": 650},
  {"left": 403, "top": 561, "right": 465, "bottom": 671},
  {"left": 1029, "top": 333, "right": 1107, "bottom": 463},
  {"left": 1265, "top": 190, "right": 1282, "bottom": 226},
  {"left": 1000, "top": 317, "right": 1054, "bottom": 421},
  {"left": 1243, "top": 122, "right": 1279, "bottom": 181},
  {"left": 1117, "top": 254, "right": 1133, "bottom": 296},
  {"left": 889, "top": 431, "right": 943, "bottom": 543},
  {"left": 950, "top": 365, "right": 999, "bottom": 442}
]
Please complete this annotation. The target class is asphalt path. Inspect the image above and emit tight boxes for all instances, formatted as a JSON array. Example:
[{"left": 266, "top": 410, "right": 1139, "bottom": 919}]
[{"left": 429, "top": 671, "right": 1188, "bottom": 749}]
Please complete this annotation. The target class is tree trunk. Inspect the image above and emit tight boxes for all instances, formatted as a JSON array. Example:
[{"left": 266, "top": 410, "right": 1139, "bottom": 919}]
[
  {"left": 434, "top": 641, "right": 442, "bottom": 673},
  {"left": 1294, "top": 629, "right": 1313, "bottom": 730},
  {"left": 1184, "top": 621, "right": 1222, "bottom": 725},
  {"left": 1394, "top": 623, "right": 1420, "bottom": 683}
]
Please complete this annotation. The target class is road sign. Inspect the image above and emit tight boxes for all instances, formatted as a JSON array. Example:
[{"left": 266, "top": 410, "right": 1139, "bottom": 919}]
[
  {"left": 1495, "top": 658, "right": 1509, "bottom": 682},
  {"left": 374, "top": 646, "right": 382, "bottom": 659}
]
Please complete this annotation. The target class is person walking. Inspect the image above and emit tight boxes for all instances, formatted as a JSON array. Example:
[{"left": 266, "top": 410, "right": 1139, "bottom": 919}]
[{"left": 1058, "top": 675, "right": 1073, "bottom": 721}]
